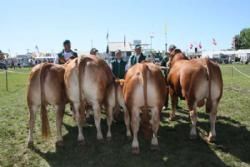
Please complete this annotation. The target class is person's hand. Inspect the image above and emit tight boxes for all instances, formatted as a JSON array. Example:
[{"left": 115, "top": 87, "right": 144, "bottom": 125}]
[{"left": 59, "top": 57, "right": 66, "bottom": 64}]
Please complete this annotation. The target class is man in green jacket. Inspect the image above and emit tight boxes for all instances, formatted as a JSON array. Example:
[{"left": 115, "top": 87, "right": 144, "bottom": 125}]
[
  {"left": 111, "top": 50, "right": 126, "bottom": 79},
  {"left": 126, "top": 44, "right": 146, "bottom": 70}
]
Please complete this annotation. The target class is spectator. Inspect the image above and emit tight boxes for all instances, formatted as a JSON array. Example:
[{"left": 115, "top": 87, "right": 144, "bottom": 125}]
[
  {"left": 110, "top": 50, "right": 126, "bottom": 79},
  {"left": 57, "top": 40, "right": 78, "bottom": 64},
  {"left": 90, "top": 48, "right": 98, "bottom": 56},
  {"left": 126, "top": 44, "right": 146, "bottom": 70}
]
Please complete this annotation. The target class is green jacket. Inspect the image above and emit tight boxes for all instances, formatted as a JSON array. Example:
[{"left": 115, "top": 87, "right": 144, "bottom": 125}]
[
  {"left": 130, "top": 53, "right": 146, "bottom": 66},
  {"left": 58, "top": 50, "right": 78, "bottom": 64},
  {"left": 111, "top": 59, "right": 127, "bottom": 79}
]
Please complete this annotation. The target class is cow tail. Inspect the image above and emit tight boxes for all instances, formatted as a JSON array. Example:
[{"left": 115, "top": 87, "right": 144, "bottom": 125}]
[
  {"left": 40, "top": 63, "right": 52, "bottom": 138},
  {"left": 78, "top": 57, "right": 92, "bottom": 124},
  {"left": 141, "top": 64, "right": 152, "bottom": 139},
  {"left": 113, "top": 79, "right": 120, "bottom": 120},
  {"left": 205, "top": 59, "right": 212, "bottom": 113}
]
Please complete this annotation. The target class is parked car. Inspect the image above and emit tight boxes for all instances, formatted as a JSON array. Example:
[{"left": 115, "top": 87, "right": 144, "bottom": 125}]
[{"left": 0, "top": 62, "right": 7, "bottom": 70}]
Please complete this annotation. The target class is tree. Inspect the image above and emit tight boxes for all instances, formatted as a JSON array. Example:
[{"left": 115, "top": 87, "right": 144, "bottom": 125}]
[
  {"left": 239, "top": 28, "right": 250, "bottom": 49},
  {"left": 233, "top": 28, "right": 250, "bottom": 50}
]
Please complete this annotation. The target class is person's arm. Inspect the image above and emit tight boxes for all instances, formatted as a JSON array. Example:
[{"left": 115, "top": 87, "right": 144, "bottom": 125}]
[
  {"left": 126, "top": 56, "right": 132, "bottom": 71},
  {"left": 161, "top": 57, "right": 167, "bottom": 66},
  {"left": 109, "top": 61, "right": 113, "bottom": 70},
  {"left": 58, "top": 57, "right": 66, "bottom": 64},
  {"left": 70, "top": 52, "right": 78, "bottom": 59},
  {"left": 58, "top": 52, "right": 66, "bottom": 64}
]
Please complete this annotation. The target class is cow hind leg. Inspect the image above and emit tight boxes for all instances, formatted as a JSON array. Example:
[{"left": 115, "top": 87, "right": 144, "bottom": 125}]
[
  {"left": 124, "top": 107, "right": 131, "bottom": 137},
  {"left": 208, "top": 101, "right": 218, "bottom": 142},
  {"left": 189, "top": 103, "right": 198, "bottom": 139},
  {"left": 169, "top": 93, "right": 178, "bottom": 121},
  {"left": 93, "top": 103, "right": 103, "bottom": 140},
  {"left": 73, "top": 102, "right": 85, "bottom": 143},
  {"left": 55, "top": 104, "right": 65, "bottom": 147},
  {"left": 151, "top": 107, "right": 160, "bottom": 150},
  {"left": 131, "top": 107, "right": 140, "bottom": 154},
  {"left": 27, "top": 105, "right": 39, "bottom": 147},
  {"left": 106, "top": 105, "right": 113, "bottom": 140}
]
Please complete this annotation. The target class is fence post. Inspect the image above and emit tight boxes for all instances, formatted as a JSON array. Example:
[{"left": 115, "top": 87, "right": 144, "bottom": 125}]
[{"left": 5, "top": 69, "right": 8, "bottom": 91}]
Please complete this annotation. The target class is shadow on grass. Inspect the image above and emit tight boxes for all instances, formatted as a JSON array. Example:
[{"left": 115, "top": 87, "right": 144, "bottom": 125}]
[{"left": 31, "top": 111, "right": 250, "bottom": 167}]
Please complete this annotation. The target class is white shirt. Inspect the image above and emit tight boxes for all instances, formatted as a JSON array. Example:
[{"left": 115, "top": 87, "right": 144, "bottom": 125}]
[
  {"left": 126, "top": 53, "right": 140, "bottom": 70},
  {"left": 63, "top": 51, "right": 74, "bottom": 61}
]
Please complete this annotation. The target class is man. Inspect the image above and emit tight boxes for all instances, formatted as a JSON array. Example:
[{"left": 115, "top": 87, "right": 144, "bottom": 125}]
[
  {"left": 57, "top": 40, "right": 78, "bottom": 64},
  {"left": 161, "top": 44, "right": 176, "bottom": 67},
  {"left": 90, "top": 48, "right": 98, "bottom": 56},
  {"left": 126, "top": 44, "right": 146, "bottom": 70},
  {"left": 111, "top": 50, "right": 127, "bottom": 79}
]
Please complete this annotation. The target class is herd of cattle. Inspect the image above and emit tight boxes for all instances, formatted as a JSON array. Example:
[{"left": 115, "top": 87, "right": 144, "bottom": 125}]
[{"left": 26, "top": 50, "right": 223, "bottom": 154}]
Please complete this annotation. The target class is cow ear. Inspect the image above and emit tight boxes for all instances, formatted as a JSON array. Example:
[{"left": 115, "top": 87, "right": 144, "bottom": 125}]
[{"left": 115, "top": 79, "right": 125, "bottom": 87}]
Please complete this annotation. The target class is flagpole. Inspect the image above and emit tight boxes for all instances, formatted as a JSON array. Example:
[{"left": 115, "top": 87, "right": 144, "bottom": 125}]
[
  {"left": 124, "top": 35, "right": 126, "bottom": 58},
  {"left": 164, "top": 23, "right": 167, "bottom": 51}
]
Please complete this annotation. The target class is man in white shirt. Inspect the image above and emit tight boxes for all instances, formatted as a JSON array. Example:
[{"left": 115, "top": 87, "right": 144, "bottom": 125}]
[{"left": 57, "top": 40, "right": 78, "bottom": 64}]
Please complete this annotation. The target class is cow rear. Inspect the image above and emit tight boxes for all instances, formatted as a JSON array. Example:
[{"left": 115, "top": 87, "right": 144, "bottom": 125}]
[{"left": 123, "top": 62, "right": 166, "bottom": 154}]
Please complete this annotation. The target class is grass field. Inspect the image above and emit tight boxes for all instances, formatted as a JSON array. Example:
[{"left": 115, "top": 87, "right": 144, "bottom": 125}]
[{"left": 0, "top": 64, "right": 250, "bottom": 167}]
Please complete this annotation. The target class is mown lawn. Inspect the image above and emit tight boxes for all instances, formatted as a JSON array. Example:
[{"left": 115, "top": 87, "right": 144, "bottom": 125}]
[{"left": 0, "top": 64, "right": 250, "bottom": 167}]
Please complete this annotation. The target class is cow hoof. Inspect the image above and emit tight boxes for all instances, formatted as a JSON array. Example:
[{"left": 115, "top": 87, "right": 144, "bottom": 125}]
[
  {"left": 126, "top": 135, "right": 132, "bottom": 140},
  {"left": 168, "top": 116, "right": 175, "bottom": 121},
  {"left": 97, "top": 135, "right": 104, "bottom": 141},
  {"left": 151, "top": 144, "right": 160, "bottom": 151},
  {"left": 208, "top": 136, "right": 216, "bottom": 143},
  {"left": 106, "top": 136, "right": 112, "bottom": 141},
  {"left": 189, "top": 134, "right": 197, "bottom": 140},
  {"left": 27, "top": 141, "right": 34, "bottom": 148},
  {"left": 56, "top": 140, "right": 64, "bottom": 147},
  {"left": 132, "top": 147, "right": 140, "bottom": 155},
  {"left": 78, "top": 140, "right": 85, "bottom": 146}
]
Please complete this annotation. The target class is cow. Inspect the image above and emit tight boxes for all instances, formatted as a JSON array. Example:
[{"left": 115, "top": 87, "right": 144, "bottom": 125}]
[
  {"left": 64, "top": 55, "right": 129, "bottom": 143},
  {"left": 27, "top": 63, "right": 67, "bottom": 147},
  {"left": 167, "top": 50, "right": 223, "bottom": 142},
  {"left": 121, "top": 62, "right": 166, "bottom": 154}
]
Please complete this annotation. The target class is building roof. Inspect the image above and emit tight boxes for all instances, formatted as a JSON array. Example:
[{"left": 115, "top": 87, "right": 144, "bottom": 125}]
[{"left": 108, "top": 42, "right": 132, "bottom": 52}]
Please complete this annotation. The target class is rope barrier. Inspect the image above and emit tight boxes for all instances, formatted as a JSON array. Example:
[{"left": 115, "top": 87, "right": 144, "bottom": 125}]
[
  {"left": 4, "top": 70, "right": 29, "bottom": 74},
  {"left": 232, "top": 65, "right": 250, "bottom": 79}
]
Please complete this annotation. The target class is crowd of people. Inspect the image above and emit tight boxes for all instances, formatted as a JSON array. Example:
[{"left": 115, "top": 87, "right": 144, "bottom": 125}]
[{"left": 56, "top": 40, "right": 178, "bottom": 79}]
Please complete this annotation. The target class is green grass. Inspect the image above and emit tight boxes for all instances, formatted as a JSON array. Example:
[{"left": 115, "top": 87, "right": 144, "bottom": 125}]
[{"left": 0, "top": 65, "right": 250, "bottom": 167}]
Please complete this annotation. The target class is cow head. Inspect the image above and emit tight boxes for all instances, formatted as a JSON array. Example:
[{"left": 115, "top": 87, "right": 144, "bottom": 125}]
[{"left": 167, "top": 49, "right": 188, "bottom": 68}]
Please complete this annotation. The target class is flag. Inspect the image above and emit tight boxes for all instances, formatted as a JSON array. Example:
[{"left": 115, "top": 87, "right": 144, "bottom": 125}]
[
  {"left": 106, "top": 31, "right": 109, "bottom": 41},
  {"left": 199, "top": 42, "right": 202, "bottom": 49},
  {"left": 106, "top": 45, "right": 109, "bottom": 54},
  {"left": 124, "top": 35, "right": 126, "bottom": 47},
  {"left": 212, "top": 38, "right": 217, "bottom": 46},
  {"left": 35, "top": 45, "right": 39, "bottom": 53},
  {"left": 189, "top": 43, "right": 193, "bottom": 49}
]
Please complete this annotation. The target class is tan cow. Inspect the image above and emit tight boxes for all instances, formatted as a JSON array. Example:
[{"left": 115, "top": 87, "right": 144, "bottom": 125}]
[
  {"left": 64, "top": 55, "right": 129, "bottom": 143},
  {"left": 122, "top": 62, "right": 166, "bottom": 154},
  {"left": 167, "top": 50, "right": 223, "bottom": 142},
  {"left": 27, "top": 63, "right": 67, "bottom": 147}
]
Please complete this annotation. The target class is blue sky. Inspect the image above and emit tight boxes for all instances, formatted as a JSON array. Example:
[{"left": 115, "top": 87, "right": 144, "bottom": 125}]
[{"left": 0, "top": 0, "right": 250, "bottom": 55}]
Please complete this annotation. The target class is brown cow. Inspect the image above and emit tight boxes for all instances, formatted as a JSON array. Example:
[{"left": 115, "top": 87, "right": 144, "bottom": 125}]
[
  {"left": 27, "top": 63, "right": 67, "bottom": 147},
  {"left": 122, "top": 62, "right": 166, "bottom": 154},
  {"left": 64, "top": 55, "right": 128, "bottom": 143},
  {"left": 167, "top": 50, "right": 223, "bottom": 142}
]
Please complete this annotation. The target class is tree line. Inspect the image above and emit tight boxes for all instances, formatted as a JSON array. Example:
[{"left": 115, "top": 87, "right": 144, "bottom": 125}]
[{"left": 233, "top": 28, "right": 250, "bottom": 50}]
